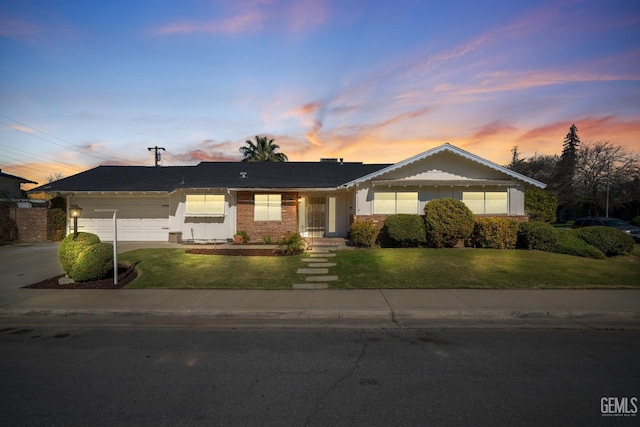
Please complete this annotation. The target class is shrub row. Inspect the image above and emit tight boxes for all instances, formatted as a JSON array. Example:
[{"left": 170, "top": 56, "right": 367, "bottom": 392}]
[{"left": 348, "top": 197, "right": 635, "bottom": 259}]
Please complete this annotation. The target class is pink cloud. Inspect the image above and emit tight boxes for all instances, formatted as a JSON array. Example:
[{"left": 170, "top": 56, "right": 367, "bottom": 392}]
[
  {"left": 153, "top": 9, "right": 268, "bottom": 36},
  {"left": 152, "top": 0, "right": 329, "bottom": 37},
  {"left": 0, "top": 16, "right": 42, "bottom": 38}
]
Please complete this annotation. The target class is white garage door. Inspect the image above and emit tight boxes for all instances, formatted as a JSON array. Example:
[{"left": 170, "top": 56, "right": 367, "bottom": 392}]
[{"left": 74, "top": 196, "right": 170, "bottom": 242}]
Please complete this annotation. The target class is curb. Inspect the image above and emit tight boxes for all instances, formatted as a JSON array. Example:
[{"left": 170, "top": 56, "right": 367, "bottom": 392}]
[{"left": 1, "top": 308, "right": 638, "bottom": 328}]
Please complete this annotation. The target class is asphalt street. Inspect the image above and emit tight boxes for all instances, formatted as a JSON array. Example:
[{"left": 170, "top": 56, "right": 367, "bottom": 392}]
[{"left": 1, "top": 326, "right": 638, "bottom": 426}]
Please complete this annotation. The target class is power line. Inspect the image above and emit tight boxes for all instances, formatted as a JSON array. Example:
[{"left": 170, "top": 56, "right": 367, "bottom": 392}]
[{"left": 0, "top": 114, "right": 140, "bottom": 165}]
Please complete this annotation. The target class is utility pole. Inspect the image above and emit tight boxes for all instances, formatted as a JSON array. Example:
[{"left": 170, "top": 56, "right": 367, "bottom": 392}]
[{"left": 148, "top": 146, "right": 165, "bottom": 167}]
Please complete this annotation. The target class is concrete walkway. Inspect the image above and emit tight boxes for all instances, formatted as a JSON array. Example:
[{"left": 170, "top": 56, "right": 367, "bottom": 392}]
[{"left": 1, "top": 241, "right": 639, "bottom": 328}]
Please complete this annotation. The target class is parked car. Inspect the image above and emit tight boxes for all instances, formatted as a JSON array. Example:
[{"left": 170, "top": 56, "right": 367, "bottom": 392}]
[{"left": 572, "top": 217, "right": 640, "bottom": 242}]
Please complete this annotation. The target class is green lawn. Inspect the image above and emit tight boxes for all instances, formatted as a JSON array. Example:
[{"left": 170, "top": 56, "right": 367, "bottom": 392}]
[{"left": 119, "top": 246, "right": 640, "bottom": 290}]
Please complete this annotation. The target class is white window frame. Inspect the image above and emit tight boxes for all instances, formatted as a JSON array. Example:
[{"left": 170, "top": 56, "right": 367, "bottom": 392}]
[
  {"left": 373, "top": 191, "right": 419, "bottom": 214},
  {"left": 461, "top": 191, "right": 508, "bottom": 214},
  {"left": 185, "top": 194, "right": 225, "bottom": 217},
  {"left": 255, "top": 194, "right": 282, "bottom": 221}
]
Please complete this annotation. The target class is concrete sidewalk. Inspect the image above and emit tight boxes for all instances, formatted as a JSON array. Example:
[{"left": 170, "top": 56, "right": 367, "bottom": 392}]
[{"left": 1, "top": 288, "right": 639, "bottom": 328}]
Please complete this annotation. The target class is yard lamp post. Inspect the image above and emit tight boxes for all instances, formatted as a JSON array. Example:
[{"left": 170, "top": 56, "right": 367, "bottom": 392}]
[
  {"left": 69, "top": 205, "right": 82, "bottom": 240},
  {"left": 92, "top": 209, "right": 119, "bottom": 285}
]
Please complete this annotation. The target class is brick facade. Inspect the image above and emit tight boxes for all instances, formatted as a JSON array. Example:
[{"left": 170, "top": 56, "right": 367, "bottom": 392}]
[
  {"left": 236, "top": 191, "right": 299, "bottom": 242},
  {"left": 8, "top": 204, "right": 48, "bottom": 242}
]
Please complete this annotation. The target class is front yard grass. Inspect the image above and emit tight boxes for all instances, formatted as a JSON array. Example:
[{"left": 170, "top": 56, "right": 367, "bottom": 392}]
[{"left": 119, "top": 246, "right": 640, "bottom": 289}]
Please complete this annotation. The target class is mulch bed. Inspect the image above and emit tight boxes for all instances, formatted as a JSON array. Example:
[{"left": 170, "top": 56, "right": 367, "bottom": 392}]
[
  {"left": 186, "top": 248, "right": 282, "bottom": 256},
  {"left": 24, "top": 265, "right": 136, "bottom": 290}
]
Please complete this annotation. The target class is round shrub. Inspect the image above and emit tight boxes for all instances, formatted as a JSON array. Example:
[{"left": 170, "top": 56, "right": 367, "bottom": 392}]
[
  {"left": 517, "top": 221, "right": 559, "bottom": 251},
  {"left": 71, "top": 242, "right": 114, "bottom": 282},
  {"left": 471, "top": 217, "right": 518, "bottom": 249},
  {"left": 48, "top": 208, "right": 66, "bottom": 241},
  {"left": 630, "top": 216, "right": 640, "bottom": 227},
  {"left": 573, "top": 226, "right": 635, "bottom": 257},
  {"left": 349, "top": 220, "right": 379, "bottom": 248},
  {"left": 424, "top": 198, "right": 475, "bottom": 248},
  {"left": 59, "top": 232, "right": 101, "bottom": 275},
  {"left": 553, "top": 231, "right": 605, "bottom": 259},
  {"left": 383, "top": 214, "right": 426, "bottom": 247}
]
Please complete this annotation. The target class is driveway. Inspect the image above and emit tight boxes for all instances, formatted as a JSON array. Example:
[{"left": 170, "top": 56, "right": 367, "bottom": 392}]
[
  {"left": 0, "top": 241, "right": 185, "bottom": 291},
  {"left": 0, "top": 243, "right": 63, "bottom": 290}
]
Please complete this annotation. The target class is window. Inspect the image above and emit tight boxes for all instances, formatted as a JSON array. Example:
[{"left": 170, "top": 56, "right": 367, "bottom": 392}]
[
  {"left": 255, "top": 194, "right": 282, "bottom": 221},
  {"left": 185, "top": 194, "right": 225, "bottom": 216},
  {"left": 461, "top": 191, "right": 508, "bottom": 214},
  {"left": 373, "top": 191, "right": 418, "bottom": 214}
]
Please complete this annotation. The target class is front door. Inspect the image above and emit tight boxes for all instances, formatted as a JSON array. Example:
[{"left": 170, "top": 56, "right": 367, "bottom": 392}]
[{"left": 307, "top": 197, "right": 326, "bottom": 237}]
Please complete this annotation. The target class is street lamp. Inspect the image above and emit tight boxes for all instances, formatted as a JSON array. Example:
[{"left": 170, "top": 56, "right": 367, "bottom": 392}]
[{"left": 69, "top": 205, "right": 82, "bottom": 240}]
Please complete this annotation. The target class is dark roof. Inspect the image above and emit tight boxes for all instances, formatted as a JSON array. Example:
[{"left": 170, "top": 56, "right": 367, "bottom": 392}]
[
  {"left": 30, "top": 162, "right": 391, "bottom": 193},
  {"left": 0, "top": 170, "right": 37, "bottom": 184}
]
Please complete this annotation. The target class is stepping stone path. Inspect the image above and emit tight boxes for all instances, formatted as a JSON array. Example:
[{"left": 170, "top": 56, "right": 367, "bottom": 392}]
[{"left": 292, "top": 245, "right": 339, "bottom": 290}]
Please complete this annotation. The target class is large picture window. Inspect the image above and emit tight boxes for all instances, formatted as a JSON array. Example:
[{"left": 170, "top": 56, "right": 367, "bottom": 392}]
[
  {"left": 185, "top": 194, "right": 225, "bottom": 216},
  {"left": 461, "top": 191, "right": 508, "bottom": 214},
  {"left": 373, "top": 191, "right": 418, "bottom": 214},
  {"left": 255, "top": 194, "right": 282, "bottom": 221}
]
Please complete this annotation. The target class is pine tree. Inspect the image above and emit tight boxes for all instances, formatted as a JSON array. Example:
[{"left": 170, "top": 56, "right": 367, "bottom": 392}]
[{"left": 553, "top": 124, "right": 581, "bottom": 215}]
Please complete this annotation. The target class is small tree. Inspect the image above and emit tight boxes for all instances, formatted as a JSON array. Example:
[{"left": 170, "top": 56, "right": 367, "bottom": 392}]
[{"left": 423, "top": 198, "right": 475, "bottom": 248}]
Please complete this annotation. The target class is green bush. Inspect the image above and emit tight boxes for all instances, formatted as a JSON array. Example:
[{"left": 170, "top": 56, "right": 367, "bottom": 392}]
[
  {"left": 471, "top": 217, "right": 518, "bottom": 249},
  {"left": 553, "top": 231, "right": 605, "bottom": 259},
  {"left": 349, "top": 220, "right": 379, "bottom": 248},
  {"left": 382, "top": 214, "right": 426, "bottom": 247},
  {"left": 48, "top": 208, "right": 66, "bottom": 241},
  {"left": 517, "top": 221, "right": 559, "bottom": 251},
  {"left": 573, "top": 226, "right": 635, "bottom": 257},
  {"left": 71, "top": 242, "right": 114, "bottom": 281},
  {"left": 0, "top": 215, "right": 18, "bottom": 243},
  {"left": 58, "top": 232, "right": 101, "bottom": 275},
  {"left": 276, "top": 231, "right": 306, "bottom": 255},
  {"left": 525, "top": 187, "right": 557, "bottom": 223},
  {"left": 424, "top": 198, "right": 475, "bottom": 248},
  {"left": 630, "top": 216, "right": 640, "bottom": 227}
]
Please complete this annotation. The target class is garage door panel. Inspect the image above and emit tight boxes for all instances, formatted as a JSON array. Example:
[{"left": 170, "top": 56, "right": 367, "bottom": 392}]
[{"left": 72, "top": 196, "right": 170, "bottom": 241}]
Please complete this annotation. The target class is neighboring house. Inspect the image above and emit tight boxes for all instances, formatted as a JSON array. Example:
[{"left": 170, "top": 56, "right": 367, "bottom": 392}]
[
  {"left": 30, "top": 143, "right": 546, "bottom": 242},
  {"left": 0, "top": 169, "right": 37, "bottom": 199},
  {"left": 0, "top": 169, "right": 47, "bottom": 242}
]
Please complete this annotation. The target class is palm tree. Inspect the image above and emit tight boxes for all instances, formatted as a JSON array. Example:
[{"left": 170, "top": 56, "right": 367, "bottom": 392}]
[{"left": 240, "top": 135, "right": 288, "bottom": 162}]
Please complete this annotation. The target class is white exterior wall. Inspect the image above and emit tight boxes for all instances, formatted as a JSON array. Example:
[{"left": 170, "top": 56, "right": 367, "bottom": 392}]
[{"left": 174, "top": 190, "right": 236, "bottom": 242}]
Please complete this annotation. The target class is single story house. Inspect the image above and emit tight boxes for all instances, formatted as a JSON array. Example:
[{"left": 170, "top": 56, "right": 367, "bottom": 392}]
[{"left": 31, "top": 143, "right": 546, "bottom": 242}]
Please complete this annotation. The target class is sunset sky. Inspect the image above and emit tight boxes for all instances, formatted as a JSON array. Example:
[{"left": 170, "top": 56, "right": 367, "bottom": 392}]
[{"left": 1, "top": 0, "right": 639, "bottom": 190}]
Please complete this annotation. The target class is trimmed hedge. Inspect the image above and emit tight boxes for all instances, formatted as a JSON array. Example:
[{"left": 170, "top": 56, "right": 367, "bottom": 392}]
[
  {"left": 383, "top": 214, "right": 426, "bottom": 247},
  {"left": 471, "top": 217, "right": 518, "bottom": 249},
  {"left": 424, "top": 198, "right": 475, "bottom": 248},
  {"left": 553, "top": 231, "right": 605, "bottom": 259},
  {"left": 573, "top": 226, "right": 635, "bottom": 257},
  {"left": 71, "top": 242, "right": 114, "bottom": 282},
  {"left": 349, "top": 220, "right": 379, "bottom": 248},
  {"left": 517, "top": 221, "right": 559, "bottom": 251},
  {"left": 58, "top": 232, "right": 101, "bottom": 275}
]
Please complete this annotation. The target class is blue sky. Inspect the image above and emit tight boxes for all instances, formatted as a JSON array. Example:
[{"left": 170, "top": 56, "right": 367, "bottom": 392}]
[{"left": 1, "top": 0, "right": 639, "bottom": 189}]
